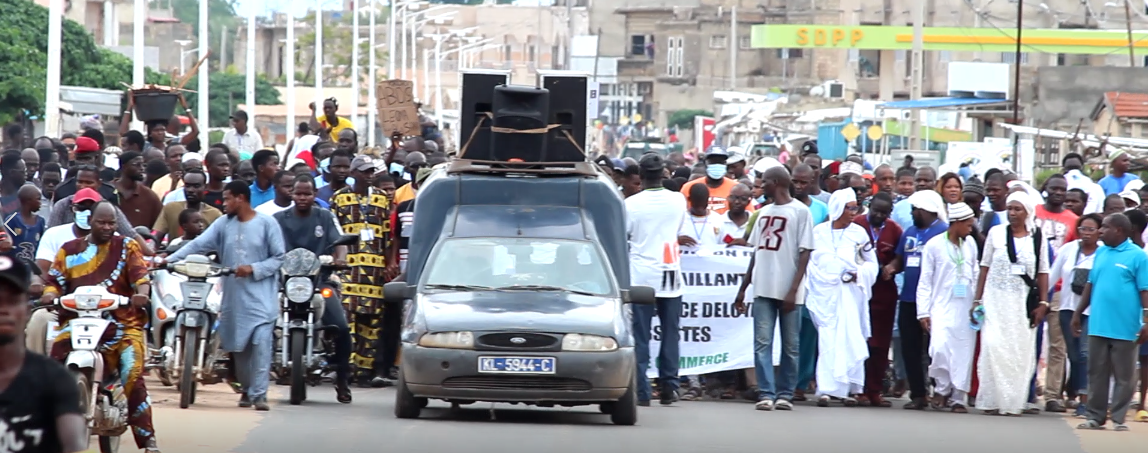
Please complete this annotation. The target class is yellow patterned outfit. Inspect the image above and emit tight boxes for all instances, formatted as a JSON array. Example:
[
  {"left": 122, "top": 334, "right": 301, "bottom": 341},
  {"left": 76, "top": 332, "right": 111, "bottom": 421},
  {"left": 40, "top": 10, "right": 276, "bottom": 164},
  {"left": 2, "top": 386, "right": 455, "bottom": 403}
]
[
  {"left": 331, "top": 186, "right": 392, "bottom": 380},
  {"left": 46, "top": 236, "right": 156, "bottom": 449}
]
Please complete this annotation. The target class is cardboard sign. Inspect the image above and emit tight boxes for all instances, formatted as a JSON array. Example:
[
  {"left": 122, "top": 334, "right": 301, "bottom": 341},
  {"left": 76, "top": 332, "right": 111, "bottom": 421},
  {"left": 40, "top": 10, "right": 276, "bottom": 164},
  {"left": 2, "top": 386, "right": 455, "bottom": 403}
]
[{"left": 377, "top": 80, "right": 421, "bottom": 137}]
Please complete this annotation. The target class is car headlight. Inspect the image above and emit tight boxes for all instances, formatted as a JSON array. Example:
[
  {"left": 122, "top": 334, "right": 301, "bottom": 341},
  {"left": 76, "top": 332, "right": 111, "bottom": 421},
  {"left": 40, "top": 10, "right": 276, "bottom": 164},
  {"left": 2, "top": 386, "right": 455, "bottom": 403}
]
[
  {"left": 417, "top": 331, "right": 474, "bottom": 349},
  {"left": 562, "top": 334, "right": 618, "bottom": 352},
  {"left": 285, "top": 277, "right": 314, "bottom": 303}
]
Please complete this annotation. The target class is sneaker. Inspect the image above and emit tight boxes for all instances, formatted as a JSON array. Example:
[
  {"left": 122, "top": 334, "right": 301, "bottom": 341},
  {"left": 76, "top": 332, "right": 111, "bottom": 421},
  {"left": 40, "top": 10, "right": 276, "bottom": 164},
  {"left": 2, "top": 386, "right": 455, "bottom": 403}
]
[
  {"left": 253, "top": 396, "right": 270, "bottom": 411},
  {"left": 144, "top": 437, "right": 161, "bottom": 453},
  {"left": 775, "top": 399, "right": 794, "bottom": 411},
  {"left": 370, "top": 376, "right": 394, "bottom": 388},
  {"left": 1114, "top": 423, "right": 1129, "bottom": 432},
  {"left": 238, "top": 394, "right": 252, "bottom": 408},
  {"left": 1045, "top": 400, "right": 1066, "bottom": 413},
  {"left": 755, "top": 399, "right": 774, "bottom": 411}
]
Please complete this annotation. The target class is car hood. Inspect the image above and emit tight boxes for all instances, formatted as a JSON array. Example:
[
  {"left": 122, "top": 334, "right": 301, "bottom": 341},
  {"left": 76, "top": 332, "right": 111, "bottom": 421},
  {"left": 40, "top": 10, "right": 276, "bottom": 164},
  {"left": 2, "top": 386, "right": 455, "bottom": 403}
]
[{"left": 420, "top": 290, "right": 622, "bottom": 337}]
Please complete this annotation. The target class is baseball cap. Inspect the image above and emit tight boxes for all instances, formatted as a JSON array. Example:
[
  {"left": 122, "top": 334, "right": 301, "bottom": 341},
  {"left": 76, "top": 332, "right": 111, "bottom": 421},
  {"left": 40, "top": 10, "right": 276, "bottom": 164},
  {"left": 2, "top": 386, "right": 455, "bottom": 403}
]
[
  {"left": 705, "top": 145, "right": 728, "bottom": 157},
  {"left": 0, "top": 255, "right": 31, "bottom": 293},
  {"left": 638, "top": 153, "right": 665, "bottom": 174},
  {"left": 350, "top": 155, "right": 375, "bottom": 172},
  {"left": 74, "top": 136, "right": 100, "bottom": 153},
  {"left": 727, "top": 150, "right": 746, "bottom": 166},
  {"left": 610, "top": 158, "right": 625, "bottom": 171},
  {"left": 74, "top": 188, "right": 103, "bottom": 203},
  {"left": 230, "top": 110, "right": 249, "bottom": 121},
  {"left": 800, "top": 140, "right": 818, "bottom": 155}
]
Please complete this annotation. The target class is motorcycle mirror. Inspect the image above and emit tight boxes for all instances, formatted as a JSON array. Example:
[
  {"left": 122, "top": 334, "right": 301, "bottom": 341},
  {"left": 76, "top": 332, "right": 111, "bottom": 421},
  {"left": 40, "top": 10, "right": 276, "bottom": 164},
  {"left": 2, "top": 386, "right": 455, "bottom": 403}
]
[{"left": 134, "top": 226, "right": 156, "bottom": 242}]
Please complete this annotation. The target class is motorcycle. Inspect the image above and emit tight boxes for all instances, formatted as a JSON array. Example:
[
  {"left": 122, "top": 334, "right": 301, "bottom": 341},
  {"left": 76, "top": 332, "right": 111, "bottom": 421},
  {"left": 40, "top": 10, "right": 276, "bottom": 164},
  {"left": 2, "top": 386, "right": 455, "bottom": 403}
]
[
  {"left": 276, "top": 236, "right": 356, "bottom": 405},
  {"left": 56, "top": 286, "right": 131, "bottom": 453},
  {"left": 161, "top": 254, "right": 232, "bottom": 408}
]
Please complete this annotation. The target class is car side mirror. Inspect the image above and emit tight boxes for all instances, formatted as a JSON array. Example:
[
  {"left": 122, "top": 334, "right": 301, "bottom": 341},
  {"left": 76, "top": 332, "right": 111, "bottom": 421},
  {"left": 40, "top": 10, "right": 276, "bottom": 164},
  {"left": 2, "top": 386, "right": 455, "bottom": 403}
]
[
  {"left": 624, "top": 286, "right": 656, "bottom": 305},
  {"left": 383, "top": 281, "right": 411, "bottom": 303}
]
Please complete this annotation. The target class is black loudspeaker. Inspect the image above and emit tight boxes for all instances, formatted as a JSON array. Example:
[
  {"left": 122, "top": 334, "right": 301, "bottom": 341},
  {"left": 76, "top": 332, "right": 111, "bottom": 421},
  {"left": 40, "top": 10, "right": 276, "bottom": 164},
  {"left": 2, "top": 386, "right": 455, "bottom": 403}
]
[
  {"left": 490, "top": 85, "right": 550, "bottom": 162},
  {"left": 458, "top": 70, "right": 511, "bottom": 159},
  {"left": 538, "top": 72, "right": 588, "bottom": 161}
]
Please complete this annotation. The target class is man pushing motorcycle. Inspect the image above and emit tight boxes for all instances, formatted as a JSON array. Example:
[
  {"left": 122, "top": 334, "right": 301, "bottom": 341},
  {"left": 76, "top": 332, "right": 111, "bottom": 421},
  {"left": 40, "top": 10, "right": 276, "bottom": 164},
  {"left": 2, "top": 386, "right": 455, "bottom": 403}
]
[{"left": 41, "top": 201, "right": 160, "bottom": 453}]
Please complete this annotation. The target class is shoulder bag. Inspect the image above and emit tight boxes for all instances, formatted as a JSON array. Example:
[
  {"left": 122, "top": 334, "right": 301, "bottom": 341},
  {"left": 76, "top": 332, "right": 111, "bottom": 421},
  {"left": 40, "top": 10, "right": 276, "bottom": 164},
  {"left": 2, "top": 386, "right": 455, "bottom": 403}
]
[
  {"left": 1069, "top": 243, "right": 1090, "bottom": 296},
  {"left": 1005, "top": 227, "right": 1043, "bottom": 323}
]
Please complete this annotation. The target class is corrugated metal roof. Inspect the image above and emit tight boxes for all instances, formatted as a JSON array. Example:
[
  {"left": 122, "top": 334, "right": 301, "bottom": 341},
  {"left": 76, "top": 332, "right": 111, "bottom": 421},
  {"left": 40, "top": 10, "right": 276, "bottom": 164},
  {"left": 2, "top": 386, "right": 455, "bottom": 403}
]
[
  {"left": 877, "top": 97, "right": 1008, "bottom": 109},
  {"left": 1103, "top": 92, "right": 1148, "bottom": 118}
]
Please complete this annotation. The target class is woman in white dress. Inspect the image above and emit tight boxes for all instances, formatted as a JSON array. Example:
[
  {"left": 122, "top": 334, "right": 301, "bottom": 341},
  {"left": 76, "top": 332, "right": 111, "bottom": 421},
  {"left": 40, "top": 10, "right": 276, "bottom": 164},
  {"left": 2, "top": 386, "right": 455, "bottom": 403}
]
[
  {"left": 972, "top": 191, "right": 1051, "bottom": 415},
  {"left": 806, "top": 189, "right": 879, "bottom": 407}
]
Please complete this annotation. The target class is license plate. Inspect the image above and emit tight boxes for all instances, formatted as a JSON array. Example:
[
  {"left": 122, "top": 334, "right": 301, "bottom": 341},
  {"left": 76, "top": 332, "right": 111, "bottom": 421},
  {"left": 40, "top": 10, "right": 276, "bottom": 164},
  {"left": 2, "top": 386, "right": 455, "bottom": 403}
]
[{"left": 478, "top": 356, "right": 556, "bottom": 374}]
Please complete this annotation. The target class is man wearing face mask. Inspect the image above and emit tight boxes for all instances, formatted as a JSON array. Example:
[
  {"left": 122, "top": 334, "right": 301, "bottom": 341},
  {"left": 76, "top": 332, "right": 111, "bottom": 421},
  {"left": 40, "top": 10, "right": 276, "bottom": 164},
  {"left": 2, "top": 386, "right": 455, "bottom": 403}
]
[
  {"left": 26, "top": 188, "right": 107, "bottom": 356},
  {"left": 679, "top": 146, "right": 739, "bottom": 215}
]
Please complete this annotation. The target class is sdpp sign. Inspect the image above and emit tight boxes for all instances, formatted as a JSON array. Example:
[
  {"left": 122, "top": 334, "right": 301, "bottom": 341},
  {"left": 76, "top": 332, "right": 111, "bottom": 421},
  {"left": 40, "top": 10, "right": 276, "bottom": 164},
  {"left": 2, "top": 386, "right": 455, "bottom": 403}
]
[{"left": 795, "top": 27, "right": 865, "bottom": 47}]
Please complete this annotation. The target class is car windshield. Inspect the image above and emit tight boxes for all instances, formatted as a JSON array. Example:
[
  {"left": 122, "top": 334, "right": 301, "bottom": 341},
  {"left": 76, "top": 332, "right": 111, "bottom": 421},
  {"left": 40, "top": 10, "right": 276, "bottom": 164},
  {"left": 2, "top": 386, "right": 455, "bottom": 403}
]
[{"left": 422, "top": 238, "right": 616, "bottom": 296}]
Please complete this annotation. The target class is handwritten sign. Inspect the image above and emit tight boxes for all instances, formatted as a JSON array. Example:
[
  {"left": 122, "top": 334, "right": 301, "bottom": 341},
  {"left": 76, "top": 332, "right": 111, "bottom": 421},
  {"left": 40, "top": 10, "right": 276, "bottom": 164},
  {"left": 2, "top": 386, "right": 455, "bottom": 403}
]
[{"left": 377, "top": 80, "right": 421, "bottom": 137}]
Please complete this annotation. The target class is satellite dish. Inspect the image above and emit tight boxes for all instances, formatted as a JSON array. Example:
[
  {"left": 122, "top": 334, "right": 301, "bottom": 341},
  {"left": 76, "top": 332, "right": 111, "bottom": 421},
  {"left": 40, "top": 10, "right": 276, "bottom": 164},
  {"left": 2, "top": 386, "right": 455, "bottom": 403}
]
[{"left": 809, "top": 86, "right": 825, "bottom": 97}]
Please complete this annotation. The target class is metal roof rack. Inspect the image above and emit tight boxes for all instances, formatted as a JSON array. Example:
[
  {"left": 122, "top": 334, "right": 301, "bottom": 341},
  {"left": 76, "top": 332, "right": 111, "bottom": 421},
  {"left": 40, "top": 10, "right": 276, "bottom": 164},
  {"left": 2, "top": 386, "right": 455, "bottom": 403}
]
[{"left": 446, "top": 158, "right": 605, "bottom": 177}]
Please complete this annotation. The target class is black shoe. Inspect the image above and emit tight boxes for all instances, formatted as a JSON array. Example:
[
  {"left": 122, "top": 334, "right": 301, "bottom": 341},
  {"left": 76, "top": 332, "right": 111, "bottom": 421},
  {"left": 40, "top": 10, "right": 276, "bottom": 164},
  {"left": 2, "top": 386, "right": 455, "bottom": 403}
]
[
  {"left": 370, "top": 376, "right": 394, "bottom": 388},
  {"left": 638, "top": 400, "right": 651, "bottom": 407},
  {"left": 336, "top": 382, "right": 353, "bottom": 404},
  {"left": 253, "top": 396, "right": 270, "bottom": 411},
  {"left": 238, "top": 394, "right": 252, "bottom": 408},
  {"left": 660, "top": 389, "right": 678, "bottom": 406}
]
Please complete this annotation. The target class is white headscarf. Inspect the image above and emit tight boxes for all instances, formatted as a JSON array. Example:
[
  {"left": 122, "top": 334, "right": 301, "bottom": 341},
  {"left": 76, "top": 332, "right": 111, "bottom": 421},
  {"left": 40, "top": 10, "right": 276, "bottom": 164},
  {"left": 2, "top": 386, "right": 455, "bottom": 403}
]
[
  {"left": 1007, "top": 180, "right": 1044, "bottom": 204},
  {"left": 1006, "top": 190, "right": 1038, "bottom": 233},
  {"left": 828, "top": 188, "right": 857, "bottom": 223},
  {"left": 907, "top": 190, "right": 948, "bottom": 224}
]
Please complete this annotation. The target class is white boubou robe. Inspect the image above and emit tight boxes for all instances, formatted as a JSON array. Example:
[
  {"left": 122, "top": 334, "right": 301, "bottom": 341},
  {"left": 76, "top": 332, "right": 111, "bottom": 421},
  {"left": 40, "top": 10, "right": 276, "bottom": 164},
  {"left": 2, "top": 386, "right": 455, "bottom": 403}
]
[
  {"left": 805, "top": 222, "right": 879, "bottom": 398},
  {"left": 916, "top": 232, "right": 980, "bottom": 396}
]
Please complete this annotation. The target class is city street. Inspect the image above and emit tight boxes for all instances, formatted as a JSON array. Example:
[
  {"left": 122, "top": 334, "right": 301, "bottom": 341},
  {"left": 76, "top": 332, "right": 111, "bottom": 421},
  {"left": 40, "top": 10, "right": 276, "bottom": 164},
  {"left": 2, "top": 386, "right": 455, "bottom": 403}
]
[{"left": 121, "top": 379, "right": 1147, "bottom": 453}]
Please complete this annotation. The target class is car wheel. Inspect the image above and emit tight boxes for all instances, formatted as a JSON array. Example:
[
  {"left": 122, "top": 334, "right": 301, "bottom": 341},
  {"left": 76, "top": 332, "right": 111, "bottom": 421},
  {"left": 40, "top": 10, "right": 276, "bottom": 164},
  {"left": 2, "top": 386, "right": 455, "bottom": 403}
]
[
  {"left": 394, "top": 372, "right": 424, "bottom": 419},
  {"left": 610, "top": 378, "right": 638, "bottom": 426}
]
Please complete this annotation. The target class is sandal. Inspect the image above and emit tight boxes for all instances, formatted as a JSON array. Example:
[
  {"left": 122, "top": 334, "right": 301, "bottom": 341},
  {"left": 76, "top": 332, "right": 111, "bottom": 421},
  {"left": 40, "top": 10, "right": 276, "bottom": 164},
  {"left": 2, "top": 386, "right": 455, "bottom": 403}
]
[
  {"left": 843, "top": 397, "right": 858, "bottom": 407},
  {"left": 951, "top": 403, "right": 968, "bottom": 414},
  {"left": 871, "top": 395, "right": 892, "bottom": 408},
  {"left": 1077, "top": 419, "right": 1105, "bottom": 430},
  {"left": 680, "top": 387, "right": 703, "bottom": 401},
  {"left": 903, "top": 398, "right": 927, "bottom": 410},
  {"left": 817, "top": 395, "right": 831, "bottom": 407},
  {"left": 793, "top": 390, "right": 807, "bottom": 402},
  {"left": 856, "top": 395, "right": 871, "bottom": 407},
  {"left": 720, "top": 390, "right": 735, "bottom": 400},
  {"left": 1136, "top": 410, "right": 1148, "bottom": 422},
  {"left": 983, "top": 409, "right": 1000, "bottom": 416}
]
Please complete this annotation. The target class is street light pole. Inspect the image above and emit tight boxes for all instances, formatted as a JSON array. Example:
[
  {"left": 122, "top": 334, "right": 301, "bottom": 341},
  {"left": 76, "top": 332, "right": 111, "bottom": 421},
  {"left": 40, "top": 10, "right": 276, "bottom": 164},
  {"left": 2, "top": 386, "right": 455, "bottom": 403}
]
[
  {"left": 388, "top": 0, "right": 397, "bottom": 79},
  {"left": 352, "top": 0, "right": 361, "bottom": 129},
  {"left": 46, "top": 0, "right": 63, "bottom": 138},
  {"left": 245, "top": 8, "right": 256, "bottom": 116},
  {"left": 197, "top": 0, "right": 209, "bottom": 147},
  {"left": 368, "top": 0, "right": 378, "bottom": 146},
  {"left": 315, "top": 0, "right": 324, "bottom": 104},
  {"left": 287, "top": 10, "right": 296, "bottom": 143},
  {"left": 131, "top": 0, "right": 145, "bottom": 132},
  {"left": 434, "top": 35, "right": 445, "bottom": 128}
]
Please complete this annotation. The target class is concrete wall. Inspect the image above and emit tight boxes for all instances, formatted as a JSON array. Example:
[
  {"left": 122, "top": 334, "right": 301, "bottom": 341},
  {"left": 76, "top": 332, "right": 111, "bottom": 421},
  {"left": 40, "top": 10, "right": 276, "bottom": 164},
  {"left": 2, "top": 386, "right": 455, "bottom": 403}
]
[{"left": 1032, "top": 67, "right": 1148, "bottom": 126}]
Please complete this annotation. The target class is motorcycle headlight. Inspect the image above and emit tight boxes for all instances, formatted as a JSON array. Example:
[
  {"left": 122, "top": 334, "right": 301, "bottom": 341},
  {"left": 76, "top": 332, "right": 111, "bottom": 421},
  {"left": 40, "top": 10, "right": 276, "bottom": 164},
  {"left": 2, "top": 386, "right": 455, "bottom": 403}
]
[
  {"left": 562, "top": 334, "right": 618, "bottom": 352},
  {"left": 74, "top": 294, "right": 101, "bottom": 310},
  {"left": 417, "top": 331, "right": 474, "bottom": 349},
  {"left": 174, "top": 262, "right": 212, "bottom": 279},
  {"left": 285, "top": 277, "right": 314, "bottom": 303}
]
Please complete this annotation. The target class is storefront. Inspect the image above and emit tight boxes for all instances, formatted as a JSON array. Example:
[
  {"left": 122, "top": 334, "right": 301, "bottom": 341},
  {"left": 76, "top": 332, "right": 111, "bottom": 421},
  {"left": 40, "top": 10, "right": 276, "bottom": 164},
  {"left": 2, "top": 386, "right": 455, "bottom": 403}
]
[{"left": 750, "top": 24, "right": 1148, "bottom": 54}]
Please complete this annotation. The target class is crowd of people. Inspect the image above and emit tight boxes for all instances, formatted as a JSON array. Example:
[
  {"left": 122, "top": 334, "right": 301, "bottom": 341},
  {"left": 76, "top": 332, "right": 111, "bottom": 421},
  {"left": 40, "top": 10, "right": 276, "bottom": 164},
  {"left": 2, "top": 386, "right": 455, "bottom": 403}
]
[
  {"left": 0, "top": 100, "right": 446, "bottom": 452},
  {"left": 621, "top": 144, "right": 1148, "bottom": 432}
]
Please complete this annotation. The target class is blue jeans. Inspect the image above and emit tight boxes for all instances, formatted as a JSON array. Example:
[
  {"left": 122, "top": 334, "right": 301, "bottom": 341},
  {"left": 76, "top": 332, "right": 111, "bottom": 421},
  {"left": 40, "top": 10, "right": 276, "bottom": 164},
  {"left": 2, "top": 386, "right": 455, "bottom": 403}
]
[
  {"left": 796, "top": 306, "right": 818, "bottom": 390},
  {"left": 1059, "top": 310, "right": 1089, "bottom": 394},
  {"left": 633, "top": 296, "right": 682, "bottom": 402},
  {"left": 753, "top": 297, "right": 800, "bottom": 401}
]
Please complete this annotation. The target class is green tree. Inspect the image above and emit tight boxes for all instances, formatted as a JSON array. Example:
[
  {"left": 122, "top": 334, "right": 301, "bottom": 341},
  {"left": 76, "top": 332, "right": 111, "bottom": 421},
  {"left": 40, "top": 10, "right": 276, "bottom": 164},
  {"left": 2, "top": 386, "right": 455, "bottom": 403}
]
[
  {"left": 0, "top": 0, "right": 169, "bottom": 123},
  {"left": 668, "top": 109, "right": 713, "bottom": 130},
  {"left": 164, "top": 0, "right": 239, "bottom": 70}
]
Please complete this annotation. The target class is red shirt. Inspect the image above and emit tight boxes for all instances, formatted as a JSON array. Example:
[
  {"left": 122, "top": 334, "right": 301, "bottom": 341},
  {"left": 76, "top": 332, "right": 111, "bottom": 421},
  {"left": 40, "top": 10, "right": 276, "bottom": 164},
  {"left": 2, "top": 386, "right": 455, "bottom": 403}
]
[
  {"left": 854, "top": 214, "right": 903, "bottom": 306},
  {"left": 1035, "top": 205, "right": 1078, "bottom": 291}
]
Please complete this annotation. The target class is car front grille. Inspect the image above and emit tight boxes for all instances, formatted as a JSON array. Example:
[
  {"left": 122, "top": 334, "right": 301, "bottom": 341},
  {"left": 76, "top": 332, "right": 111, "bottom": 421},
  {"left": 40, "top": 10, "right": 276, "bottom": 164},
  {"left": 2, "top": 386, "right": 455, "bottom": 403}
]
[
  {"left": 475, "top": 332, "right": 561, "bottom": 351},
  {"left": 441, "top": 376, "right": 592, "bottom": 391}
]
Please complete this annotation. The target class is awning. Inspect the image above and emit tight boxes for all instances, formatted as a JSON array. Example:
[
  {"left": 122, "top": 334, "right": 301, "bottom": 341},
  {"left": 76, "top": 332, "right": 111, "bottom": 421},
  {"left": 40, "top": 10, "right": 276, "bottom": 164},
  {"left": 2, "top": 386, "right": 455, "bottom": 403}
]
[{"left": 878, "top": 97, "right": 1010, "bottom": 109}]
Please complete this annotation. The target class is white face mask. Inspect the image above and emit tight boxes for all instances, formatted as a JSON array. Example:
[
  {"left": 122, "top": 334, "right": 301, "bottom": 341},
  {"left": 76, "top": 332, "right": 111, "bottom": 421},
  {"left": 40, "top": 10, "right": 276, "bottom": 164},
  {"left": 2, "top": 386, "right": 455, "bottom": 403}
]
[{"left": 75, "top": 209, "right": 92, "bottom": 230}]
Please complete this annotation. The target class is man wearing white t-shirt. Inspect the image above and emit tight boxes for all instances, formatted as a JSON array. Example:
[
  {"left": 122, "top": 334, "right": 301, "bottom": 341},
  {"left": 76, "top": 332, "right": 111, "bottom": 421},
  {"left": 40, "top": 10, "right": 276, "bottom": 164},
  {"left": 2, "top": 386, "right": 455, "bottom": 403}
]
[
  {"left": 626, "top": 153, "right": 688, "bottom": 406},
  {"left": 734, "top": 166, "right": 814, "bottom": 411},
  {"left": 678, "top": 183, "right": 726, "bottom": 247},
  {"left": 25, "top": 221, "right": 86, "bottom": 354}
]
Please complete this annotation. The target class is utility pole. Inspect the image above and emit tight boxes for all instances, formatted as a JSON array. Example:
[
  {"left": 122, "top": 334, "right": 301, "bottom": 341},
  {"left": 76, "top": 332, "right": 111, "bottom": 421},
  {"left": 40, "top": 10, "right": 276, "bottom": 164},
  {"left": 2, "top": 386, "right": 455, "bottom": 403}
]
[
  {"left": 729, "top": 5, "right": 737, "bottom": 89},
  {"left": 1124, "top": 0, "right": 1136, "bottom": 67},
  {"left": 909, "top": 0, "right": 924, "bottom": 150},
  {"left": 565, "top": 0, "right": 573, "bottom": 70},
  {"left": 1010, "top": 0, "right": 1023, "bottom": 174}
]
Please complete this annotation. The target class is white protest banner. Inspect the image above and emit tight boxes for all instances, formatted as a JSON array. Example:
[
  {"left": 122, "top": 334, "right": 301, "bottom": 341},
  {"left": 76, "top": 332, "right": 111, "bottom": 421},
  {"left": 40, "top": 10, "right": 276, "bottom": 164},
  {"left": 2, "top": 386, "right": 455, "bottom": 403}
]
[{"left": 643, "top": 245, "right": 783, "bottom": 378}]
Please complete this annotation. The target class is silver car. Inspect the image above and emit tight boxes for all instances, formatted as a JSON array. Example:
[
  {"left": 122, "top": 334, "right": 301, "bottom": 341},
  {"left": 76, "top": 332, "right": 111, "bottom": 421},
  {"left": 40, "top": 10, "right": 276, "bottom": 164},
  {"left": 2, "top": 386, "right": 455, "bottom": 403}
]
[{"left": 383, "top": 236, "right": 655, "bottom": 425}]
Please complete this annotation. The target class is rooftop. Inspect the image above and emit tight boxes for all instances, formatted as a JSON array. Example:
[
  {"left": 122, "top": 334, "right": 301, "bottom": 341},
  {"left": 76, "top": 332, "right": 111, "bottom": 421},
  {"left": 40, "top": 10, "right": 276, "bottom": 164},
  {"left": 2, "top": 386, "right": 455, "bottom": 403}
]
[{"left": 1092, "top": 92, "right": 1148, "bottom": 120}]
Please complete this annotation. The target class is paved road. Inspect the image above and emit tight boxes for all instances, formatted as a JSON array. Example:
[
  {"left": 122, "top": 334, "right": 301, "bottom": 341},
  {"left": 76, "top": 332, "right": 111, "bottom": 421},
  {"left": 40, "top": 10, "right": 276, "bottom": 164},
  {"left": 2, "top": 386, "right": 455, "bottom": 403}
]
[{"left": 128, "top": 380, "right": 1148, "bottom": 453}]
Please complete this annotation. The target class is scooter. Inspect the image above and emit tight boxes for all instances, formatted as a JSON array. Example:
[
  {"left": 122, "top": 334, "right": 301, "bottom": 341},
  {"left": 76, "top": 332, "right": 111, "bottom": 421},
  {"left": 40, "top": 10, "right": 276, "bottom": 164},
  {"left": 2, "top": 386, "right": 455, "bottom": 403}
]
[
  {"left": 275, "top": 235, "right": 356, "bottom": 405},
  {"left": 162, "top": 254, "right": 232, "bottom": 408},
  {"left": 57, "top": 286, "right": 131, "bottom": 453}
]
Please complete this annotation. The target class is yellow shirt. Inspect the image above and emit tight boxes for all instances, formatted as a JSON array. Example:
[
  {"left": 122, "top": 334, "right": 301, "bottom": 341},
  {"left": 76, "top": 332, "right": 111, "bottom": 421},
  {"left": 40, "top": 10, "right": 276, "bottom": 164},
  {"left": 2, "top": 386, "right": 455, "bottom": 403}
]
[
  {"left": 321, "top": 116, "right": 355, "bottom": 142},
  {"left": 393, "top": 183, "right": 415, "bottom": 205}
]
